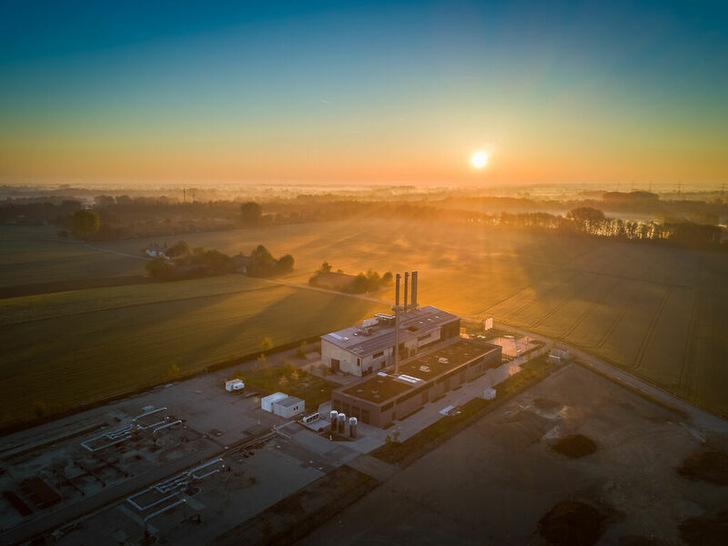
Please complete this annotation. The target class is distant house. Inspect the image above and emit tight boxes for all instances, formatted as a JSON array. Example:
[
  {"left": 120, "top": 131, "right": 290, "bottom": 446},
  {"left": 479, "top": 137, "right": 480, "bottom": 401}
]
[
  {"left": 310, "top": 271, "right": 358, "bottom": 291},
  {"left": 232, "top": 253, "right": 253, "bottom": 274},
  {"left": 145, "top": 243, "right": 167, "bottom": 258}
]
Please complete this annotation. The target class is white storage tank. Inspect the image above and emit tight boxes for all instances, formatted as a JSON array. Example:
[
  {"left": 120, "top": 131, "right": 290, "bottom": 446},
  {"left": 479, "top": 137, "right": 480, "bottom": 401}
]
[
  {"left": 330, "top": 410, "right": 338, "bottom": 432},
  {"left": 337, "top": 413, "right": 346, "bottom": 434}
]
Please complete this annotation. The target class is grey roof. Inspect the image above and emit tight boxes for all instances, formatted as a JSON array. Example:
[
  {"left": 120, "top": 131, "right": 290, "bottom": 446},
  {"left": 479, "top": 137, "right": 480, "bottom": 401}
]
[
  {"left": 275, "top": 396, "right": 304, "bottom": 407},
  {"left": 321, "top": 306, "right": 459, "bottom": 357}
]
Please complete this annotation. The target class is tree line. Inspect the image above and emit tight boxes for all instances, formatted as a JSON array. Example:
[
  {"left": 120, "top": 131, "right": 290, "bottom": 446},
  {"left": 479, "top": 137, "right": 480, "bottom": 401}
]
[{"left": 145, "top": 241, "right": 294, "bottom": 282}]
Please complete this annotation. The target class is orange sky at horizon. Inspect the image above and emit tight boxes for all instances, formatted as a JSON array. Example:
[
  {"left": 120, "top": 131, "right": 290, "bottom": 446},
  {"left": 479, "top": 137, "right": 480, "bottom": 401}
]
[{"left": 1, "top": 2, "right": 727, "bottom": 188}]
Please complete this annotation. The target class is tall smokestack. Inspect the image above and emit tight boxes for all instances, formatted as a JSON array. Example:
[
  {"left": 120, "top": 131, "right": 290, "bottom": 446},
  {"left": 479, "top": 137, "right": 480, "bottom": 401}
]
[
  {"left": 393, "top": 273, "right": 402, "bottom": 375},
  {"left": 404, "top": 272, "right": 409, "bottom": 312},
  {"left": 411, "top": 270, "right": 418, "bottom": 310}
]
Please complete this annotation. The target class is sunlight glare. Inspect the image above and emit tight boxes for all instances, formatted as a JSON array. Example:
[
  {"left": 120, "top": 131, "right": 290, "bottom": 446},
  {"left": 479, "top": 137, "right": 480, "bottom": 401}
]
[{"left": 471, "top": 151, "right": 488, "bottom": 169}]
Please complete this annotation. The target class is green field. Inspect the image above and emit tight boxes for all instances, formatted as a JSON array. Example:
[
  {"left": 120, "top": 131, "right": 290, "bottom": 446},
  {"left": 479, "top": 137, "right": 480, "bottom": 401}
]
[
  {"left": 0, "top": 273, "right": 386, "bottom": 428},
  {"left": 0, "top": 226, "right": 144, "bottom": 287},
  {"left": 1, "top": 219, "right": 727, "bottom": 429}
]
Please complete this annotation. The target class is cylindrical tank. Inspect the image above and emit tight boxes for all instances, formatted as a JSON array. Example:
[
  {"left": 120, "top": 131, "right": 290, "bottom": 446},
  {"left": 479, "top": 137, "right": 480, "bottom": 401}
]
[
  {"left": 330, "top": 410, "right": 338, "bottom": 433},
  {"left": 337, "top": 413, "right": 346, "bottom": 435},
  {"left": 349, "top": 417, "right": 358, "bottom": 439}
]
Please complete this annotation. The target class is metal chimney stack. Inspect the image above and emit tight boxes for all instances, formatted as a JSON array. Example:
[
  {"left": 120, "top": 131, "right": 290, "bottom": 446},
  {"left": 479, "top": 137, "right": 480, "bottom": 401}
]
[
  {"left": 393, "top": 274, "right": 401, "bottom": 375},
  {"left": 404, "top": 272, "right": 409, "bottom": 312},
  {"left": 392, "top": 270, "right": 421, "bottom": 375},
  {"left": 411, "top": 270, "right": 418, "bottom": 310}
]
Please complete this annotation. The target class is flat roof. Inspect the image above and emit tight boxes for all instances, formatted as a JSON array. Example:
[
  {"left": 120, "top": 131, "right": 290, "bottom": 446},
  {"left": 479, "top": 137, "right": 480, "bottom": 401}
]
[
  {"left": 398, "top": 340, "right": 500, "bottom": 380},
  {"left": 337, "top": 338, "right": 500, "bottom": 405},
  {"left": 276, "top": 396, "right": 304, "bottom": 408},
  {"left": 321, "top": 306, "right": 459, "bottom": 357}
]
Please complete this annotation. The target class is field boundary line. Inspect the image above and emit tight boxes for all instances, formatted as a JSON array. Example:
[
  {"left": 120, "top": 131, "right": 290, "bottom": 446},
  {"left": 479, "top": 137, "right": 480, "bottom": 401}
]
[
  {"left": 632, "top": 286, "right": 672, "bottom": 373},
  {"left": 529, "top": 273, "right": 616, "bottom": 330},
  {"left": 679, "top": 288, "right": 701, "bottom": 393},
  {"left": 560, "top": 265, "right": 695, "bottom": 289},
  {"left": 0, "top": 283, "right": 285, "bottom": 327},
  {"left": 560, "top": 279, "right": 620, "bottom": 339},
  {"left": 258, "top": 277, "right": 390, "bottom": 304},
  {"left": 594, "top": 282, "right": 645, "bottom": 350}
]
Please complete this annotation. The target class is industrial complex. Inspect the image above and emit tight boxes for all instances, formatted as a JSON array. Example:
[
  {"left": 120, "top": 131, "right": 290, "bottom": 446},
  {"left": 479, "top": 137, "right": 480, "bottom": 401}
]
[
  {"left": 323, "top": 271, "right": 504, "bottom": 427},
  {"left": 0, "top": 270, "right": 523, "bottom": 544}
]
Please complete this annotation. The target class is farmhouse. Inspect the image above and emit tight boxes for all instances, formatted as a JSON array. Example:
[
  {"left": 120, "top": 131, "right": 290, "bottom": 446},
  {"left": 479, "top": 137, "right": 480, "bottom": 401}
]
[
  {"left": 144, "top": 243, "right": 167, "bottom": 258},
  {"left": 331, "top": 338, "right": 503, "bottom": 427},
  {"left": 321, "top": 306, "right": 461, "bottom": 377}
]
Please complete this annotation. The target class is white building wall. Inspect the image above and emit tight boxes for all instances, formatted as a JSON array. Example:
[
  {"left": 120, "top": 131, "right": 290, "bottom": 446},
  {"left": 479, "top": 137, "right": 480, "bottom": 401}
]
[
  {"left": 322, "top": 323, "right": 448, "bottom": 377},
  {"left": 361, "top": 347, "right": 392, "bottom": 375},
  {"left": 321, "top": 339, "right": 360, "bottom": 375},
  {"left": 273, "top": 399, "right": 305, "bottom": 418},
  {"left": 414, "top": 329, "right": 440, "bottom": 349}
]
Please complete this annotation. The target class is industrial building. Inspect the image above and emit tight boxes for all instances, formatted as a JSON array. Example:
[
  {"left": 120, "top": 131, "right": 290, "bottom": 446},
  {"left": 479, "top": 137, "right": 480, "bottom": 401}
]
[
  {"left": 331, "top": 338, "right": 502, "bottom": 427},
  {"left": 321, "top": 271, "right": 466, "bottom": 377},
  {"left": 325, "top": 270, "right": 504, "bottom": 427},
  {"left": 321, "top": 306, "right": 460, "bottom": 376}
]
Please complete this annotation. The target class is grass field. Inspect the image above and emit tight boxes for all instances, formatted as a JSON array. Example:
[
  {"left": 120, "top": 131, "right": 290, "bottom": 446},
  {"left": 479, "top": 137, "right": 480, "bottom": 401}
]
[
  {"left": 0, "top": 275, "right": 386, "bottom": 428},
  {"left": 0, "top": 226, "right": 144, "bottom": 287},
  {"left": 1, "top": 219, "right": 727, "bottom": 429}
]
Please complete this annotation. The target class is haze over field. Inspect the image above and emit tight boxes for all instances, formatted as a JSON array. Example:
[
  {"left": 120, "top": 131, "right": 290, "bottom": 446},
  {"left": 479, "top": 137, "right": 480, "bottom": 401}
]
[{"left": 1, "top": 0, "right": 727, "bottom": 187}]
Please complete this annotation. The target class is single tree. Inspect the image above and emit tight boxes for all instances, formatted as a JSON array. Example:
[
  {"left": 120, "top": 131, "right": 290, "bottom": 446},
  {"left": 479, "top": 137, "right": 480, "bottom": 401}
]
[
  {"left": 240, "top": 201, "right": 263, "bottom": 226},
  {"left": 277, "top": 254, "right": 294, "bottom": 273},
  {"left": 260, "top": 336, "right": 274, "bottom": 354},
  {"left": 166, "top": 240, "right": 189, "bottom": 258},
  {"left": 70, "top": 209, "right": 100, "bottom": 239}
]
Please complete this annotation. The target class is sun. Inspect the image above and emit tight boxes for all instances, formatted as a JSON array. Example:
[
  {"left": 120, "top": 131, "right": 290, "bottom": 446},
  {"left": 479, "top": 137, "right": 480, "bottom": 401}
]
[{"left": 471, "top": 151, "right": 488, "bottom": 168}]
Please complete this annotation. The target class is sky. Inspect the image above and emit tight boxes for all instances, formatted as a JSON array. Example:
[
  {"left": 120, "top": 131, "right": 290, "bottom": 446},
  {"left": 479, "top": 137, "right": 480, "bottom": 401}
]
[{"left": 0, "top": 0, "right": 726, "bottom": 187}]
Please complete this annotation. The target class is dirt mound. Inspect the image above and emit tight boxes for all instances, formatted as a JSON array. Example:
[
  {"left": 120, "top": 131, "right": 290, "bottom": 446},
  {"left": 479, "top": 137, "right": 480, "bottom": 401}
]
[
  {"left": 678, "top": 509, "right": 728, "bottom": 546},
  {"left": 676, "top": 449, "right": 728, "bottom": 485},
  {"left": 551, "top": 434, "right": 598, "bottom": 458},
  {"left": 538, "top": 500, "right": 605, "bottom": 545}
]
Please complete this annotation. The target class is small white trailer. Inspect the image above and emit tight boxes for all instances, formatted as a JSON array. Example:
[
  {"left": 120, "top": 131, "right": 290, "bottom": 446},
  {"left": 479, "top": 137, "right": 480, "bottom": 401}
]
[{"left": 225, "top": 379, "right": 245, "bottom": 392}]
